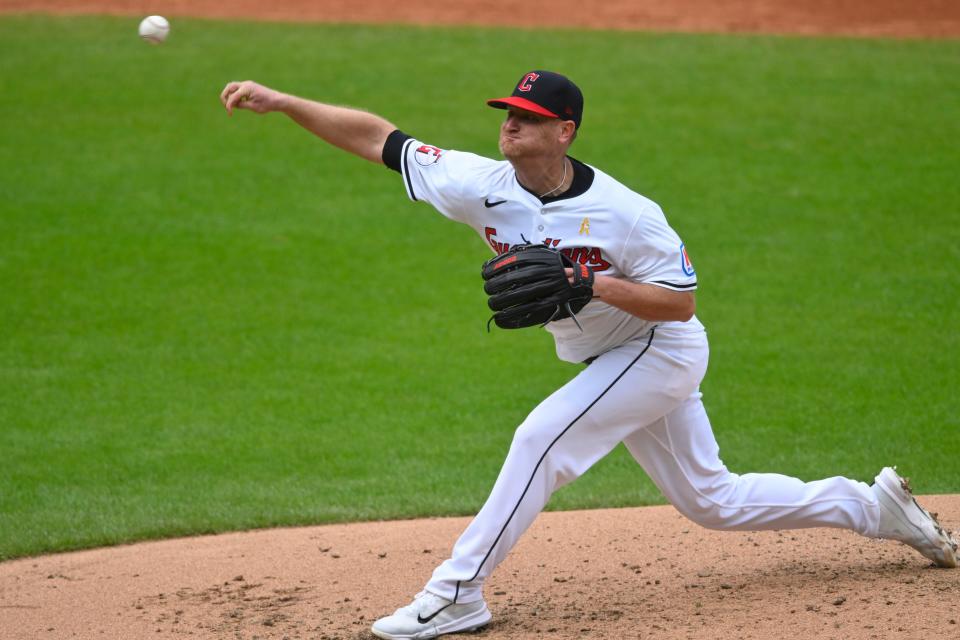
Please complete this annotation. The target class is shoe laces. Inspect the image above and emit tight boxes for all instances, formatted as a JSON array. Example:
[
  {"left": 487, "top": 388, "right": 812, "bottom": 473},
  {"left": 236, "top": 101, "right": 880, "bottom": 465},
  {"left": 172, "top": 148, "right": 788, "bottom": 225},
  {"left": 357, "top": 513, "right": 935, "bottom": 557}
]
[{"left": 402, "top": 591, "right": 450, "bottom": 616}]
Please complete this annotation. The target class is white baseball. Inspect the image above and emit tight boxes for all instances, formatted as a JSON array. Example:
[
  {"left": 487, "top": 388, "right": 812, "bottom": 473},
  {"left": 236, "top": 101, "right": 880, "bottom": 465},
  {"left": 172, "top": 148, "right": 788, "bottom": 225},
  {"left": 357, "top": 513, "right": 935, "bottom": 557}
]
[{"left": 138, "top": 15, "right": 170, "bottom": 44}]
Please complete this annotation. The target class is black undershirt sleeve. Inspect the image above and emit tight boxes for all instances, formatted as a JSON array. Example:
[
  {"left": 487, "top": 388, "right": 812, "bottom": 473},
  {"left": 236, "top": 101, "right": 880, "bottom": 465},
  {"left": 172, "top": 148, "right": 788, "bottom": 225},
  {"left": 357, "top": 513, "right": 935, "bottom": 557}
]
[{"left": 382, "top": 129, "right": 413, "bottom": 173}]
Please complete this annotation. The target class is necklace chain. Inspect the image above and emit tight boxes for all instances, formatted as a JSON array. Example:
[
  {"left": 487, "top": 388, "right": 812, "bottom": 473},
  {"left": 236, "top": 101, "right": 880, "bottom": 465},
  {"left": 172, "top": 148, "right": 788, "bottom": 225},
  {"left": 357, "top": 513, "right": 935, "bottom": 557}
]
[{"left": 539, "top": 159, "right": 568, "bottom": 198}]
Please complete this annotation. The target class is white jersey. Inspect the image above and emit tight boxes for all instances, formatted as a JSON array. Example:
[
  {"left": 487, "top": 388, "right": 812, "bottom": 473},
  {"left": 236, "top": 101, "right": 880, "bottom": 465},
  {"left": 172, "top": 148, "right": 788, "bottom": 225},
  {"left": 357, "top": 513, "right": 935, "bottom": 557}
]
[{"left": 390, "top": 136, "right": 702, "bottom": 363}]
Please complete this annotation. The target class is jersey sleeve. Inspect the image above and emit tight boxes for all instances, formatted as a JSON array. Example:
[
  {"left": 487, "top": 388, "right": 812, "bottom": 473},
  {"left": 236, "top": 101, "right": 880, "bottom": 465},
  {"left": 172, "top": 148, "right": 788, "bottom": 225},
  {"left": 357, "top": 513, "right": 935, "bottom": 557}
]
[
  {"left": 621, "top": 203, "right": 698, "bottom": 291},
  {"left": 382, "top": 130, "right": 493, "bottom": 223}
]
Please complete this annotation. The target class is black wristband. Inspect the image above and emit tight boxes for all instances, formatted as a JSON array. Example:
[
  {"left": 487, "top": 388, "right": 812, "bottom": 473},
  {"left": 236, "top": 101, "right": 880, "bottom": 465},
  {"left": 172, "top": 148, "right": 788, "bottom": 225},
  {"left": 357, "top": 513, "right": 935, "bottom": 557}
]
[{"left": 382, "top": 129, "right": 413, "bottom": 173}]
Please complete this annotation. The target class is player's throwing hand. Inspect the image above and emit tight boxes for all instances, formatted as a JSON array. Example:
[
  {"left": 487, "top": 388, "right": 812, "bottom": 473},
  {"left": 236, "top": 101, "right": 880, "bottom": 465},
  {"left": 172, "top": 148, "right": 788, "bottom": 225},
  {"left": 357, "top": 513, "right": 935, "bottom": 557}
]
[{"left": 220, "top": 80, "right": 284, "bottom": 115}]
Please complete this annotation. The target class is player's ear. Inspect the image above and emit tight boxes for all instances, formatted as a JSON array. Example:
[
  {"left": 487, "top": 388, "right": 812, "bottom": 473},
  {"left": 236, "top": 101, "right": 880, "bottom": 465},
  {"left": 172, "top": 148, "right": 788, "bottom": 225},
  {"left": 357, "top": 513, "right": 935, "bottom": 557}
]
[{"left": 558, "top": 120, "right": 577, "bottom": 146}]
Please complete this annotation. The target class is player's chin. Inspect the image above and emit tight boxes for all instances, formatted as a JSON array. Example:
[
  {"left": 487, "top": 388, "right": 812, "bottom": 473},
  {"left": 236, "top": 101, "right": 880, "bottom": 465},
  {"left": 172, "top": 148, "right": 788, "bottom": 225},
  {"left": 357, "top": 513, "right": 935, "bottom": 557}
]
[{"left": 499, "top": 137, "right": 527, "bottom": 161}]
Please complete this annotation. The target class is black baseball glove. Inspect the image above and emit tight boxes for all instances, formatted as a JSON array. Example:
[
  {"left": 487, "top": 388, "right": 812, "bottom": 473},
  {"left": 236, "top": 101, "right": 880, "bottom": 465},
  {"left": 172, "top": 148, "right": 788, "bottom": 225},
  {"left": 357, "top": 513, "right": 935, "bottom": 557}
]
[{"left": 481, "top": 243, "right": 594, "bottom": 330}]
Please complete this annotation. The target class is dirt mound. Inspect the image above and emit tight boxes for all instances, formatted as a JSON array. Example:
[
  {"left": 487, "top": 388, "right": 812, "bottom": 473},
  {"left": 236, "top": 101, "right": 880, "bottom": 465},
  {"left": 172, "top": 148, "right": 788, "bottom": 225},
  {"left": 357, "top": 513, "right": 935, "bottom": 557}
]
[{"left": 2, "top": 498, "right": 957, "bottom": 639}]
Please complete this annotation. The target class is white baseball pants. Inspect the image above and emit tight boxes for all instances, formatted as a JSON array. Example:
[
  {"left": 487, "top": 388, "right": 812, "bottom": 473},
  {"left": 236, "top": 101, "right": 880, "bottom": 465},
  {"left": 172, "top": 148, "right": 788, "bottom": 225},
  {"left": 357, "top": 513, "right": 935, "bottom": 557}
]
[{"left": 425, "top": 325, "right": 881, "bottom": 604}]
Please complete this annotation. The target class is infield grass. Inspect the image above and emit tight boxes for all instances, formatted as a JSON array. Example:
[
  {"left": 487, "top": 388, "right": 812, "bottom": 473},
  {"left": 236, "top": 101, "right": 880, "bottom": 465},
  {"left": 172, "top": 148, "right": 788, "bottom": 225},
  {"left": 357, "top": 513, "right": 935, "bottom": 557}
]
[{"left": 1, "top": 15, "right": 958, "bottom": 559}]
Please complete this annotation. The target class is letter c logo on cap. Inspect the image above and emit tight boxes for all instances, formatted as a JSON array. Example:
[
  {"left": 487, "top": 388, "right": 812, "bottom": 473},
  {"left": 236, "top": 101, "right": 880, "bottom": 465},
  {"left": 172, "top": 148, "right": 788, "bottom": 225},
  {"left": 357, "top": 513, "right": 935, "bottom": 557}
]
[{"left": 518, "top": 72, "right": 540, "bottom": 92}]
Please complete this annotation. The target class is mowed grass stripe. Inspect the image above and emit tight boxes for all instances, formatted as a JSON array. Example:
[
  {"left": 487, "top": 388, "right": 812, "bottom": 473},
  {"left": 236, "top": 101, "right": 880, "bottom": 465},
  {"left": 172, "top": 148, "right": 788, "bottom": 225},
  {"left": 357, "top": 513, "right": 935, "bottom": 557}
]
[{"left": 1, "top": 15, "right": 957, "bottom": 559}]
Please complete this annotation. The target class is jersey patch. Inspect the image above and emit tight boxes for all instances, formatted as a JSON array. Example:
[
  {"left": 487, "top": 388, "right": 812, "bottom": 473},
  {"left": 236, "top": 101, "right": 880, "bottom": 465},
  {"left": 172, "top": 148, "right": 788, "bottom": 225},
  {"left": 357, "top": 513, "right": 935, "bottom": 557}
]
[
  {"left": 414, "top": 144, "right": 444, "bottom": 166},
  {"left": 681, "top": 243, "right": 695, "bottom": 277}
]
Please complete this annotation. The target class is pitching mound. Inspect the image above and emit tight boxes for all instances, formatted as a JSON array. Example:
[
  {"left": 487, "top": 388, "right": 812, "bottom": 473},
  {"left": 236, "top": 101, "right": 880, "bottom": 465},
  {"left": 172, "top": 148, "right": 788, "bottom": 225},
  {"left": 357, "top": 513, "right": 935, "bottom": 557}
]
[{"left": 2, "top": 497, "right": 957, "bottom": 639}]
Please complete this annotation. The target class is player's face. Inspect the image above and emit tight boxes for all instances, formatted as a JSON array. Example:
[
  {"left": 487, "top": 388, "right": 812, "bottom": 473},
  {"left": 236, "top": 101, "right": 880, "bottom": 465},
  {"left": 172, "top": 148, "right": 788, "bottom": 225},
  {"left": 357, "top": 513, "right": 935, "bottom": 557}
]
[{"left": 498, "top": 107, "right": 567, "bottom": 160}]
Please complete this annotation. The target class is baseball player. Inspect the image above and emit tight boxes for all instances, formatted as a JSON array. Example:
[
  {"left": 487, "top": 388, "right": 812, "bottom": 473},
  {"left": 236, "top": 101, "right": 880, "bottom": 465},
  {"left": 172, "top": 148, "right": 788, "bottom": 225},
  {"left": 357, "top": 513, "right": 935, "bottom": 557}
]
[{"left": 220, "top": 70, "right": 957, "bottom": 640}]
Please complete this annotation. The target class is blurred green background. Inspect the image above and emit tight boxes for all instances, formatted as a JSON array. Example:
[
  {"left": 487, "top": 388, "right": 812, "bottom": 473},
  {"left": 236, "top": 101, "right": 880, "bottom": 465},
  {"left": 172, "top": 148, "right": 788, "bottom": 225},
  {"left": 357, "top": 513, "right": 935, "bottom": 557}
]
[{"left": 1, "top": 15, "right": 958, "bottom": 560}]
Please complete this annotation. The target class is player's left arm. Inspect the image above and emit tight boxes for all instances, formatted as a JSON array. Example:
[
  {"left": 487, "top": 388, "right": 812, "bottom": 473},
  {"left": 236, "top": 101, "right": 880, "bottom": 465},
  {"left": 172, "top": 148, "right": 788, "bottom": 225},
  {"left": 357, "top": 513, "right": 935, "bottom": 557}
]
[
  {"left": 592, "top": 276, "right": 695, "bottom": 322},
  {"left": 563, "top": 269, "right": 695, "bottom": 321}
]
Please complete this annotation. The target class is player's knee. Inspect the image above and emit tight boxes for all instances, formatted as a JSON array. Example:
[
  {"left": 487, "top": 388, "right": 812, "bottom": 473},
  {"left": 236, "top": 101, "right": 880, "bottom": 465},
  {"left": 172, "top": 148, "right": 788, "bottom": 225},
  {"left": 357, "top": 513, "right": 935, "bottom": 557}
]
[
  {"left": 678, "top": 504, "right": 729, "bottom": 529},
  {"left": 670, "top": 473, "right": 742, "bottom": 529},
  {"left": 510, "top": 420, "right": 580, "bottom": 487},
  {"left": 511, "top": 417, "right": 556, "bottom": 451}
]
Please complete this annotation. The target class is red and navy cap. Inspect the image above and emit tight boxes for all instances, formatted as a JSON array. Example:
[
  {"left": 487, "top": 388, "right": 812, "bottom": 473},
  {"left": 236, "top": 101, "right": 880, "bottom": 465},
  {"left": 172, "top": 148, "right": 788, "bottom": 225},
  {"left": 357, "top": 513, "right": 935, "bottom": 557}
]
[{"left": 487, "top": 70, "right": 584, "bottom": 129}]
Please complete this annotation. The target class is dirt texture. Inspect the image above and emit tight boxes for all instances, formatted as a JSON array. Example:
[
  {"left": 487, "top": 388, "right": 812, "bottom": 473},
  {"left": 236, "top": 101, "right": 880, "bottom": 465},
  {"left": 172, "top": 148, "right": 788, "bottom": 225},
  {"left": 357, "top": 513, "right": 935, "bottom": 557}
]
[
  {"left": 3, "top": 0, "right": 960, "bottom": 38},
  {"left": 2, "top": 2, "right": 959, "bottom": 639},
  {"left": 2, "top": 500, "right": 959, "bottom": 640}
]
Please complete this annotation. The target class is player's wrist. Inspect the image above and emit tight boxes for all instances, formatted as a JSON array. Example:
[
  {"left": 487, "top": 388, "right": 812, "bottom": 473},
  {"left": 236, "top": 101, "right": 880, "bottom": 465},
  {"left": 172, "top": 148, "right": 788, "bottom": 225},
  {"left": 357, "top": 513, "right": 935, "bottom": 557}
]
[
  {"left": 272, "top": 91, "right": 294, "bottom": 114},
  {"left": 591, "top": 275, "right": 611, "bottom": 300}
]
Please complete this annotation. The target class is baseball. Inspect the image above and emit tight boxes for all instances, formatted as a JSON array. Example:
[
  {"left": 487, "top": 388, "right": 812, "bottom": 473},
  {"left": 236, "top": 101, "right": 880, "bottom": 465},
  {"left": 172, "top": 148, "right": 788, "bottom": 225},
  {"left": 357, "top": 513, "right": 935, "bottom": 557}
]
[{"left": 138, "top": 15, "right": 170, "bottom": 44}]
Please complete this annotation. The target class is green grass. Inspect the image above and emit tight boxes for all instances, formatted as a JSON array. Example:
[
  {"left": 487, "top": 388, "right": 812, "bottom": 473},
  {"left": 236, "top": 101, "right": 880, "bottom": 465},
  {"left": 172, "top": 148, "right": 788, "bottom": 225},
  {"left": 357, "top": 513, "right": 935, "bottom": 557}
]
[{"left": 1, "top": 15, "right": 958, "bottom": 560}]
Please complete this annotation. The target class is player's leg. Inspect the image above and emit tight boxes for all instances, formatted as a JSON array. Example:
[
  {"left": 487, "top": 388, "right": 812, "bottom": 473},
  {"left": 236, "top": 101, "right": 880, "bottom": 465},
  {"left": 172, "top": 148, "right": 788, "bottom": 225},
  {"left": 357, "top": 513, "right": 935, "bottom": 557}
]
[
  {"left": 623, "top": 393, "right": 957, "bottom": 566},
  {"left": 372, "top": 329, "right": 706, "bottom": 638},
  {"left": 623, "top": 394, "right": 879, "bottom": 533},
  {"left": 424, "top": 329, "right": 707, "bottom": 603}
]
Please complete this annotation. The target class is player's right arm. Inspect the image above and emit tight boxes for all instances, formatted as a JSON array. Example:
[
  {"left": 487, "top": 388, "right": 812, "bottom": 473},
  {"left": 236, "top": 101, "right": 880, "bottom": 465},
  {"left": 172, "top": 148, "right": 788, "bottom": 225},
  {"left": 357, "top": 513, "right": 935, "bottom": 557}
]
[{"left": 220, "top": 81, "right": 396, "bottom": 164}]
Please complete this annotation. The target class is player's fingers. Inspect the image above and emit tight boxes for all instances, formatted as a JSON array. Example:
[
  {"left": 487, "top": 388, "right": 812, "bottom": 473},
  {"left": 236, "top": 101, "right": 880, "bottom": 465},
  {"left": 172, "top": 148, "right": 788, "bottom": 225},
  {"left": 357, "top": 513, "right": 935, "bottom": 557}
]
[
  {"left": 564, "top": 267, "right": 575, "bottom": 284},
  {"left": 220, "top": 82, "right": 241, "bottom": 109},
  {"left": 224, "top": 85, "right": 250, "bottom": 115},
  {"left": 222, "top": 87, "right": 238, "bottom": 115},
  {"left": 219, "top": 83, "right": 233, "bottom": 105}
]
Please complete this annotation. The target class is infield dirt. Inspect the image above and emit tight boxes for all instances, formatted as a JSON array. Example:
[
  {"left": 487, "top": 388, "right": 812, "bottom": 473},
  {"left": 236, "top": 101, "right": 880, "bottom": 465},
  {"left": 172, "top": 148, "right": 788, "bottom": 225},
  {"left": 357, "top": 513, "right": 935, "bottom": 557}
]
[
  {"left": 1, "top": 2, "right": 958, "bottom": 639},
  {"left": 2, "top": 499, "right": 959, "bottom": 639}
]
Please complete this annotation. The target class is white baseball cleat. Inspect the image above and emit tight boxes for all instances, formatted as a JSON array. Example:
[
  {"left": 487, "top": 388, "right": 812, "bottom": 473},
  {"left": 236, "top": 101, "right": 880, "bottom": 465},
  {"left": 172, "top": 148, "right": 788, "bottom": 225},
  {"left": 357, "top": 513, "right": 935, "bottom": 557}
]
[
  {"left": 872, "top": 467, "right": 958, "bottom": 568},
  {"left": 371, "top": 591, "right": 492, "bottom": 639}
]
